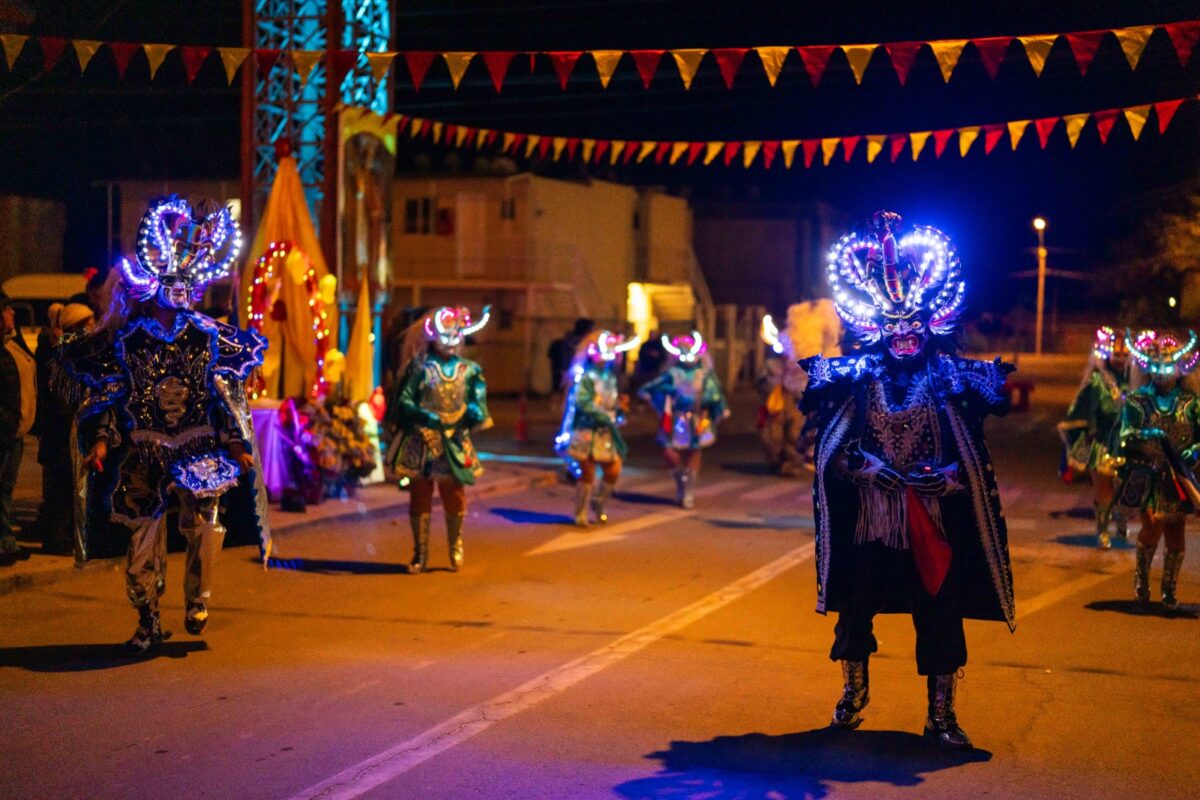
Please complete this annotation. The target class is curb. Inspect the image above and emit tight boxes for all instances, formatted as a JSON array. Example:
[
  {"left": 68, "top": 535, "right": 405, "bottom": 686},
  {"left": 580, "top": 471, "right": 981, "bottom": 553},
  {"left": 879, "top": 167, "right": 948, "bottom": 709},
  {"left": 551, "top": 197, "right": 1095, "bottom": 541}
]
[{"left": 0, "top": 468, "right": 559, "bottom": 597}]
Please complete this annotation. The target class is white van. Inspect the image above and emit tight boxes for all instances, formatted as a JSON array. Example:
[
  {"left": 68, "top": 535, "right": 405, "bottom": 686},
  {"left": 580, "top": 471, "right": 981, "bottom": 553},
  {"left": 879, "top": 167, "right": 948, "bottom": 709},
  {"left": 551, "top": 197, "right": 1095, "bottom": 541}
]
[{"left": 2, "top": 272, "right": 88, "bottom": 351}]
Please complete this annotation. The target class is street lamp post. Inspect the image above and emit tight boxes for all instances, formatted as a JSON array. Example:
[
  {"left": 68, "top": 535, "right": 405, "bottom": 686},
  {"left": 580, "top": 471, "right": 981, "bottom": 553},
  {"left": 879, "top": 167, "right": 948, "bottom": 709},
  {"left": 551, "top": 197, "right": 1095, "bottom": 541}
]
[{"left": 1033, "top": 217, "right": 1047, "bottom": 355}]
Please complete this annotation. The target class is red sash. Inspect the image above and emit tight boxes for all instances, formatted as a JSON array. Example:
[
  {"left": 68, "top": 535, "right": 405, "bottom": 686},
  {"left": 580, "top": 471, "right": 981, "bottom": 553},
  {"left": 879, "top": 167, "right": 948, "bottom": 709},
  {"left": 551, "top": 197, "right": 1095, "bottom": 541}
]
[{"left": 907, "top": 486, "right": 952, "bottom": 596}]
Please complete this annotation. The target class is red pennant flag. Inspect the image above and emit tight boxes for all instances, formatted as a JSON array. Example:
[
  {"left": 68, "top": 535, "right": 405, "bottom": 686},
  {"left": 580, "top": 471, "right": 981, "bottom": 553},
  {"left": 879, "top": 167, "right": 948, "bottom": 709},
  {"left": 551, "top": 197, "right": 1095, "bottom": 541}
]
[
  {"left": 481, "top": 51, "right": 514, "bottom": 92},
  {"left": 256, "top": 48, "right": 282, "bottom": 78},
  {"left": 443, "top": 124, "right": 457, "bottom": 145},
  {"left": 1065, "top": 30, "right": 1106, "bottom": 75},
  {"left": 566, "top": 138, "right": 580, "bottom": 161},
  {"left": 1155, "top": 98, "right": 1184, "bottom": 134},
  {"left": 932, "top": 128, "right": 955, "bottom": 158},
  {"left": 761, "top": 140, "right": 780, "bottom": 169},
  {"left": 654, "top": 141, "right": 671, "bottom": 164},
  {"left": 1093, "top": 109, "right": 1120, "bottom": 144},
  {"left": 841, "top": 135, "right": 862, "bottom": 162},
  {"left": 537, "top": 137, "right": 552, "bottom": 159},
  {"left": 982, "top": 124, "right": 1005, "bottom": 154},
  {"left": 630, "top": 50, "right": 664, "bottom": 88},
  {"left": 1164, "top": 21, "right": 1200, "bottom": 67},
  {"left": 686, "top": 141, "right": 705, "bottom": 166},
  {"left": 623, "top": 141, "right": 640, "bottom": 164},
  {"left": 722, "top": 141, "right": 742, "bottom": 166},
  {"left": 796, "top": 45, "right": 836, "bottom": 86},
  {"left": 39, "top": 36, "right": 67, "bottom": 71},
  {"left": 1034, "top": 116, "right": 1059, "bottom": 148},
  {"left": 594, "top": 139, "right": 611, "bottom": 163},
  {"left": 108, "top": 42, "right": 138, "bottom": 78},
  {"left": 889, "top": 133, "right": 908, "bottom": 162},
  {"left": 711, "top": 48, "right": 748, "bottom": 89},
  {"left": 404, "top": 51, "right": 436, "bottom": 91},
  {"left": 179, "top": 46, "right": 211, "bottom": 83},
  {"left": 485, "top": 130, "right": 498, "bottom": 147},
  {"left": 802, "top": 139, "right": 820, "bottom": 168},
  {"left": 971, "top": 37, "right": 1010, "bottom": 79},
  {"left": 327, "top": 49, "right": 358, "bottom": 89},
  {"left": 417, "top": 119, "right": 433, "bottom": 138},
  {"left": 510, "top": 133, "right": 527, "bottom": 153},
  {"left": 547, "top": 51, "right": 582, "bottom": 89},
  {"left": 884, "top": 42, "right": 922, "bottom": 86}
]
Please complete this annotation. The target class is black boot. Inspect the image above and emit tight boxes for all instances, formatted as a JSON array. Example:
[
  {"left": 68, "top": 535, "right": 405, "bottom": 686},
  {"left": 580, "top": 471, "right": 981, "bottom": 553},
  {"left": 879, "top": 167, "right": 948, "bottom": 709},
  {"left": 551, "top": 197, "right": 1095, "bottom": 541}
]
[
  {"left": 184, "top": 601, "right": 208, "bottom": 635},
  {"left": 123, "top": 606, "right": 171, "bottom": 654},
  {"left": 1162, "top": 550, "right": 1185, "bottom": 611},
  {"left": 830, "top": 660, "right": 869, "bottom": 729},
  {"left": 409, "top": 514, "right": 431, "bottom": 574},
  {"left": 1134, "top": 541, "right": 1155, "bottom": 603},
  {"left": 924, "top": 673, "right": 972, "bottom": 749}
]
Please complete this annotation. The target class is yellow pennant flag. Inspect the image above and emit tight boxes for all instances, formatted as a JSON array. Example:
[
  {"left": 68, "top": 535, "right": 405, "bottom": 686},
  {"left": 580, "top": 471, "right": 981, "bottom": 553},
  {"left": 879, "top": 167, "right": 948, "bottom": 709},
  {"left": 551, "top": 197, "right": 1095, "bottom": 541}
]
[
  {"left": 637, "top": 141, "right": 656, "bottom": 162},
  {"left": 1114, "top": 25, "right": 1153, "bottom": 70},
  {"left": 1124, "top": 105, "right": 1150, "bottom": 140},
  {"left": 143, "top": 43, "right": 173, "bottom": 79},
  {"left": 781, "top": 140, "right": 800, "bottom": 168},
  {"left": 1063, "top": 113, "right": 1088, "bottom": 148},
  {"left": 217, "top": 47, "right": 249, "bottom": 84},
  {"left": 409, "top": 117, "right": 424, "bottom": 138},
  {"left": 743, "top": 141, "right": 762, "bottom": 168},
  {"left": 910, "top": 131, "right": 932, "bottom": 161},
  {"left": 525, "top": 135, "right": 541, "bottom": 158},
  {"left": 703, "top": 141, "right": 723, "bottom": 165},
  {"left": 670, "top": 49, "right": 706, "bottom": 89},
  {"left": 1018, "top": 35, "right": 1056, "bottom": 77},
  {"left": 756, "top": 46, "right": 789, "bottom": 86},
  {"left": 367, "top": 52, "right": 396, "bottom": 83},
  {"left": 842, "top": 44, "right": 875, "bottom": 84},
  {"left": 581, "top": 139, "right": 596, "bottom": 162},
  {"left": 1, "top": 34, "right": 28, "bottom": 70},
  {"left": 72, "top": 40, "right": 102, "bottom": 72},
  {"left": 670, "top": 141, "right": 689, "bottom": 165},
  {"left": 502, "top": 132, "right": 516, "bottom": 152},
  {"left": 928, "top": 39, "right": 967, "bottom": 82},
  {"left": 431, "top": 121, "right": 444, "bottom": 143},
  {"left": 1008, "top": 119, "right": 1031, "bottom": 150},
  {"left": 866, "top": 134, "right": 887, "bottom": 163},
  {"left": 609, "top": 141, "right": 626, "bottom": 165},
  {"left": 592, "top": 50, "right": 623, "bottom": 89},
  {"left": 821, "top": 137, "right": 840, "bottom": 166},
  {"left": 553, "top": 137, "right": 568, "bottom": 160},
  {"left": 292, "top": 50, "right": 322, "bottom": 85},
  {"left": 958, "top": 126, "right": 980, "bottom": 157},
  {"left": 443, "top": 52, "right": 475, "bottom": 89},
  {"left": 456, "top": 126, "right": 471, "bottom": 147},
  {"left": 476, "top": 129, "right": 491, "bottom": 148}
]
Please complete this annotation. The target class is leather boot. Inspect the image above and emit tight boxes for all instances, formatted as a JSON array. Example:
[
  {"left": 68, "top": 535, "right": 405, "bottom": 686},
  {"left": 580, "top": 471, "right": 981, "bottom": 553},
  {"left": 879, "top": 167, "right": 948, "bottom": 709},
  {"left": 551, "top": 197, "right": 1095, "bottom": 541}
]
[
  {"left": 574, "top": 483, "right": 593, "bottom": 528},
  {"left": 1095, "top": 505, "right": 1111, "bottom": 550},
  {"left": 675, "top": 468, "right": 695, "bottom": 509},
  {"left": 447, "top": 513, "right": 465, "bottom": 571},
  {"left": 592, "top": 481, "right": 615, "bottom": 524},
  {"left": 1134, "top": 541, "right": 1155, "bottom": 603},
  {"left": 924, "top": 673, "right": 972, "bottom": 749},
  {"left": 123, "top": 605, "right": 171, "bottom": 654},
  {"left": 1162, "top": 550, "right": 1185, "bottom": 611},
  {"left": 830, "top": 660, "right": 869, "bottom": 729},
  {"left": 409, "top": 513, "right": 431, "bottom": 574}
]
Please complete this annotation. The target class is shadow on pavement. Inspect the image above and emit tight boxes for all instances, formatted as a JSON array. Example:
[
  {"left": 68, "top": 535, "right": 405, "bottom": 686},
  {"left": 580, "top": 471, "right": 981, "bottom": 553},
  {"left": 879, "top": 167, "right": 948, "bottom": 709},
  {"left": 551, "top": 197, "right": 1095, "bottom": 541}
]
[
  {"left": 266, "top": 557, "right": 410, "bottom": 575},
  {"left": 1084, "top": 599, "right": 1199, "bottom": 619},
  {"left": 614, "top": 729, "right": 990, "bottom": 800},
  {"left": 0, "top": 641, "right": 207, "bottom": 672},
  {"left": 1048, "top": 507, "right": 1096, "bottom": 521},
  {"left": 613, "top": 491, "right": 675, "bottom": 507},
  {"left": 1054, "top": 533, "right": 1136, "bottom": 550},
  {"left": 719, "top": 462, "right": 775, "bottom": 477},
  {"left": 488, "top": 507, "right": 575, "bottom": 525}
]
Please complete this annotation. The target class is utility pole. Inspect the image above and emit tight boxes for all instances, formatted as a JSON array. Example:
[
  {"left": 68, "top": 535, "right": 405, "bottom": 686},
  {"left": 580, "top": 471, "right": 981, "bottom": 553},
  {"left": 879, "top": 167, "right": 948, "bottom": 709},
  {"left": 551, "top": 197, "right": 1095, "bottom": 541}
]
[{"left": 1033, "top": 216, "right": 1047, "bottom": 355}]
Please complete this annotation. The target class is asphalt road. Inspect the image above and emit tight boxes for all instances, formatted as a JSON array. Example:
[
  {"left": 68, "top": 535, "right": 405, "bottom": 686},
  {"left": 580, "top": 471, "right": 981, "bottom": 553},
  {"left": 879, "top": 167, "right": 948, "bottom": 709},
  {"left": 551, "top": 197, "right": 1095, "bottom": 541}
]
[{"left": 1, "top": 407, "right": 1196, "bottom": 800}]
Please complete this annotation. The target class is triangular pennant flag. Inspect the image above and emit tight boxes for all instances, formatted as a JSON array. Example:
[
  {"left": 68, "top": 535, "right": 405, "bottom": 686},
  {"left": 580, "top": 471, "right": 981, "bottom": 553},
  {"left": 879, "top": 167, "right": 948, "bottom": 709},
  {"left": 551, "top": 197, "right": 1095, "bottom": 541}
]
[
  {"left": 367, "top": 51, "right": 396, "bottom": 83},
  {"left": 755, "top": 46, "right": 789, "bottom": 86},
  {"left": 624, "top": 141, "right": 642, "bottom": 165},
  {"left": 630, "top": 50, "right": 664, "bottom": 88},
  {"left": 442, "top": 52, "right": 475, "bottom": 89},
  {"left": 1092, "top": 109, "right": 1119, "bottom": 144},
  {"left": 552, "top": 136, "right": 568, "bottom": 161},
  {"left": 218, "top": 47, "right": 250, "bottom": 84},
  {"left": 524, "top": 134, "right": 539, "bottom": 158},
  {"left": 255, "top": 48, "right": 281, "bottom": 79},
  {"left": 958, "top": 126, "right": 980, "bottom": 157},
  {"left": 1007, "top": 119, "right": 1031, "bottom": 150},
  {"left": 712, "top": 48, "right": 748, "bottom": 89},
  {"left": 547, "top": 51, "right": 582, "bottom": 89},
  {"left": 404, "top": 51, "right": 436, "bottom": 91},
  {"left": 1, "top": 34, "right": 29, "bottom": 71},
  {"left": 781, "top": 140, "right": 800, "bottom": 168},
  {"left": 591, "top": 50, "right": 623, "bottom": 88},
  {"left": 1114, "top": 25, "right": 1153, "bottom": 70},
  {"left": 820, "top": 138, "right": 839, "bottom": 166},
  {"left": 455, "top": 126, "right": 471, "bottom": 147},
  {"left": 703, "top": 141, "right": 723, "bottom": 165},
  {"left": 1034, "top": 117, "right": 1059, "bottom": 148},
  {"left": 72, "top": 39, "right": 102, "bottom": 73},
  {"left": 742, "top": 141, "right": 762, "bottom": 168},
  {"left": 581, "top": 139, "right": 597, "bottom": 162},
  {"left": 638, "top": 141, "right": 657, "bottom": 163},
  {"left": 292, "top": 50, "right": 322, "bottom": 86},
  {"left": 796, "top": 45, "right": 836, "bottom": 86},
  {"left": 842, "top": 44, "right": 875, "bottom": 84},
  {"left": 722, "top": 141, "right": 742, "bottom": 167},
  {"left": 1065, "top": 31, "right": 1106, "bottom": 76},
  {"left": 842, "top": 135, "right": 861, "bottom": 162},
  {"left": 802, "top": 139, "right": 820, "bottom": 168},
  {"left": 982, "top": 124, "right": 1005, "bottom": 154},
  {"left": 1018, "top": 35, "right": 1056, "bottom": 77},
  {"left": 179, "top": 46, "right": 211, "bottom": 84},
  {"left": 1164, "top": 21, "right": 1200, "bottom": 67},
  {"left": 686, "top": 141, "right": 705, "bottom": 166},
  {"left": 39, "top": 37, "right": 67, "bottom": 71},
  {"left": 441, "top": 123, "right": 455, "bottom": 145},
  {"left": 502, "top": 132, "right": 516, "bottom": 152},
  {"left": 1154, "top": 99, "right": 1184, "bottom": 134},
  {"left": 761, "top": 140, "right": 781, "bottom": 169},
  {"left": 480, "top": 51, "right": 514, "bottom": 91},
  {"left": 866, "top": 134, "right": 887, "bottom": 163},
  {"left": 670, "top": 49, "right": 706, "bottom": 89},
  {"left": 928, "top": 39, "right": 967, "bottom": 82},
  {"left": 329, "top": 50, "right": 360, "bottom": 89},
  {"left": 485, "top": 130, "right": 498, "bottom": 148},
  {"left": 431, "top": 121, "right": 444, "bottom": 144},
  {"left": 884, "top": 41, "right": 922, "bottom": 86},
  {"left": 670, "top": 141, "right": 689, "bottom": 165},
  {"left": 910, "top": 130, "right": 932, "bottom": 160},
  {"left": 932, "top": 129, "right": 954, "bottom": 158},
  {"left": 972, "top": 36, "right": 1011, "bottom": 80},
  {"left": 566, "top": 138, "right": 581, "bottom": 162},
  {"left": 1062, "top": 113, "right": 1088, "bottom": 148},
  {"left": 538, "top": 136, "right": 553, "bottom": 160},
  {"left": 143, "top": 44, "right": 173, "bottom": 79},
  {"left": 888, "top": 133, "right": 908, "bottom": 163},
  {"left": 608, "top": 140, "right": 625, "bottom": 165}
]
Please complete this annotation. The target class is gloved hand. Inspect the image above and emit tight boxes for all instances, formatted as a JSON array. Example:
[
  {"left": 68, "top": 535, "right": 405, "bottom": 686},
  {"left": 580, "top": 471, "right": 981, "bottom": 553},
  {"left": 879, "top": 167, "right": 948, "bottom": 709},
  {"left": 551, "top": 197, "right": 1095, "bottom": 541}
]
[
  {"left": 907, "top": 463, "right": 962, "bottom": 498},
  {"left": 464, "top": 403, "right": 484, "bottom": 427},
  {"left": 843, "top": 443, "right": 905, "bottom": 493}
]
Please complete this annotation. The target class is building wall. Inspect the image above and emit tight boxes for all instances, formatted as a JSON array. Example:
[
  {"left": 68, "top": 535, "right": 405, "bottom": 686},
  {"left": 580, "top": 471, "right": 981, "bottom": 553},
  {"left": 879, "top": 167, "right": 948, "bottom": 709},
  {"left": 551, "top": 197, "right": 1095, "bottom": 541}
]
[
  {"left": 0, "top": 195, "right": 65, "bottom": 282},
  {"left": 637, "top": 191, "right": 694, "bottom": 284}
]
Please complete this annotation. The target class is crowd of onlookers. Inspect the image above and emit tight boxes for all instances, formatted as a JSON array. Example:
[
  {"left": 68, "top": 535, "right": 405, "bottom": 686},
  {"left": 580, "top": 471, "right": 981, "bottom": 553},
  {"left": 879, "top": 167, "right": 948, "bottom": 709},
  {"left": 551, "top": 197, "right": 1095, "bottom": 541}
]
[{"left": 0, "top": 270, "right": 106, "bottom": 566}]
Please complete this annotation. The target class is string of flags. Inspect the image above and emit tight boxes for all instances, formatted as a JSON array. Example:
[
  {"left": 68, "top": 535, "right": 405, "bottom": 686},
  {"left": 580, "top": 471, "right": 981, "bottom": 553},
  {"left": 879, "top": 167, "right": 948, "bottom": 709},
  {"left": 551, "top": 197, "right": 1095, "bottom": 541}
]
[
  {"left": 342, "top": 95, "right": 1192, "bottom": 169},
  {"left": 1, "top": 20, "right": 1197, "bottom": 91}
]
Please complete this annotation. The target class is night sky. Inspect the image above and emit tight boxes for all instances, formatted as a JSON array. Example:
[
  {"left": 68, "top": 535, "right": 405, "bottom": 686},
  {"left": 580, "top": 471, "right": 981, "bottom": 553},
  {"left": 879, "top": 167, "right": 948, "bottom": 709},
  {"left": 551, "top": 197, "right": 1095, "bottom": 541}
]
[{"left": 1, "top": 0, "right": 1197, "bottom": 313}]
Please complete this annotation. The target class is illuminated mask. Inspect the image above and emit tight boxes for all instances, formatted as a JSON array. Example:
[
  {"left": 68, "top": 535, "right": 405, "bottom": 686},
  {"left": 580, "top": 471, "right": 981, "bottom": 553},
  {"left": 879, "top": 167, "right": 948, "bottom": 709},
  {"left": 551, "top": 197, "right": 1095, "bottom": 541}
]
[
  {"left": 826, "top": 211, "right": 963, "bottom": 359},
  {"left": 760, "top": 314, "right": 789, "bottom": 357},
  {"left": 1092, "top": 326, "right": 1129, "bottom": 363},
  {"left": 662, "top": 330, "right": 706, "bottom": 365},
  {"left": 1126, "top": 329, "right": 1200, "bottom": 378},
  {"left": 423, "top": 305, "right": 490, "bottom": 350},
  {"left": 587, "top": 330, "right": 640, "bottom": 363},
  {"left": 120, "top": 195, "right": 242, "bottom": 310}
]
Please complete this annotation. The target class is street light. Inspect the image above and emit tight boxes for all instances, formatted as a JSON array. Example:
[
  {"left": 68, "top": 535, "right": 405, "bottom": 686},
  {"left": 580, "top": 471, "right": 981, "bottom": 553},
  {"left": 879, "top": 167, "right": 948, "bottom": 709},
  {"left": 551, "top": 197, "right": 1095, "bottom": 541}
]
[{"left": 1033, "top": 217, "right": 1047, "bottom": 355}]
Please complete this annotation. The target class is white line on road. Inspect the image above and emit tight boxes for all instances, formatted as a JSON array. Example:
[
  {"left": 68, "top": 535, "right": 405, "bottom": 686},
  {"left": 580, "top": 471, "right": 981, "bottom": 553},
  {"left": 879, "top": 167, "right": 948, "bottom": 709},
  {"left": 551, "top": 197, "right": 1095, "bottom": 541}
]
[
  {"left": 284, "top": 543, "right": 816, "bottom": 800},
  {"left": 741, "top": 481, "right": 806, "bottom": 503},
  {"left": 524, "top": 508, "right": 693, "bottom": 556},
  {"left": 1017, "top": 569, "right": 1124, "bottom": 621}
]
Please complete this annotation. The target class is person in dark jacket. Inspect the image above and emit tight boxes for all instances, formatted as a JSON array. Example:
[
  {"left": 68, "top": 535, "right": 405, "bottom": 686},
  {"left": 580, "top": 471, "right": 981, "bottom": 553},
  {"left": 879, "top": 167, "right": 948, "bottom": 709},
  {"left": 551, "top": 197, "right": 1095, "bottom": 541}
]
[{"left": 1, "top": 291, "right": 35, "bottom": 565}]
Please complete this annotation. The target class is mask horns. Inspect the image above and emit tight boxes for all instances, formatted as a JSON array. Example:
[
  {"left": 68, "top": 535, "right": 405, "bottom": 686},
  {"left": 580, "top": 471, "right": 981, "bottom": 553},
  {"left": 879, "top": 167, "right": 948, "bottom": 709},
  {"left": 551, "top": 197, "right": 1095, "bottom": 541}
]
[
  {"left": 462, "top": 304, "right": 491, "bottom": 336},
  {"left": 423, "top": 316, "right": 436, "bottom": 339},
  {"left": 661, "top": 333, "right": 681, "bottom": 357},
  {"left": 760, "top": 314, "right": 783, "bottom": 354},
  {"left": 118, "top": 256, "right": 158, "bottom": 301},
  {"left": 614, "top": 334, "right": 641, "bottom": 353}
]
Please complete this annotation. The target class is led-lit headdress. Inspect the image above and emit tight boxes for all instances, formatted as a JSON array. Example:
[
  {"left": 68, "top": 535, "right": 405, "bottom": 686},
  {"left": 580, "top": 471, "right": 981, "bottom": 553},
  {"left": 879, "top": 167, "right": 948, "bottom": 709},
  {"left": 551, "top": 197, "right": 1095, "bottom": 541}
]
[
  {"left": 760, "top": 314, "right": 789, "bottom": 356},
  {"left": 423, "top": 305, "right": 491, "bottom": 348},
  {"left": 1092, "top": 326, "right": 1129, "bottom": 362},
  {"left": 587, "top": 330, "right": 641, "bottom": 362},
  {"left": 119, "top": 195, "right": 242, "bottom": 305},
  {"left": 662, "top": 330, "right": 706, "bottom": 364},
  {"left": 826, "top": 211, "right": 964, "bottom": 344},
  {"left": 1126, "top": 329, "right": 1200, "bottom": 376}
]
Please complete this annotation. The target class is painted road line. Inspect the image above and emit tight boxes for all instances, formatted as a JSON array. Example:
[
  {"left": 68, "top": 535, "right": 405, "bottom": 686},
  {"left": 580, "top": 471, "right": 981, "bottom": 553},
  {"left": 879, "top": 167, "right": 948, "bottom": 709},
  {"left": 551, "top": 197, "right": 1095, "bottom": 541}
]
[
  {"left": 693, "top": 478, "right": 754, "bottom": 499},
  {"left": 524, "top": 509, "right": 693, "bottom": 556},
  {"left": 1017, "top": 569, "right": 1126, "bottom": 621},
  {"left": 742, "top": 481, "right": 807, "bottom": 503},
  {"left": 284, "top": 543, "right": 816, "bottom": 800}
]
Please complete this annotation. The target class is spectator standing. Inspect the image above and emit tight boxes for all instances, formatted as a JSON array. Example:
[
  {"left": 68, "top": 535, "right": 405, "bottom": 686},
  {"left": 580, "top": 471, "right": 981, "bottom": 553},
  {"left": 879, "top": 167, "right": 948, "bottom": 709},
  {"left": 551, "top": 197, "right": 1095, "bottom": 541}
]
[
  {"left": 0, "top": 291, "right": 35, "bottom": 565},
  {"left": 548, "top": 318, "right": 594, "bottom": 395}
]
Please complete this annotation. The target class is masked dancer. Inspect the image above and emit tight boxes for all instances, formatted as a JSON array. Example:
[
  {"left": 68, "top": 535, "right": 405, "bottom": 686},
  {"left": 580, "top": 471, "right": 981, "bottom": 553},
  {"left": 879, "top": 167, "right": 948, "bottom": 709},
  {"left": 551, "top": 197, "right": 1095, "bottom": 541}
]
[{"left": 758, "top": 314, "right": 810, "bottom": 476}]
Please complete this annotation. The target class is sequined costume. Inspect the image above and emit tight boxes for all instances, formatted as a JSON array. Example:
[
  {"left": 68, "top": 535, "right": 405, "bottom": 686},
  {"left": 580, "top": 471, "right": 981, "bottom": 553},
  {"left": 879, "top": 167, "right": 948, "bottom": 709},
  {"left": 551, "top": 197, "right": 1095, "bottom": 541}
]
[{"left": 801, "top": 211, "right": 1015, "bottom": 750}]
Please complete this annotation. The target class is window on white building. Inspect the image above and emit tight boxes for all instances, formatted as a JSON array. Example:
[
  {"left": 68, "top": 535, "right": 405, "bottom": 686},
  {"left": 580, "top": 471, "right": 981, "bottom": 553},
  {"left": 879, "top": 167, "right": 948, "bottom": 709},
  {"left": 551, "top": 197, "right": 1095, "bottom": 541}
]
[{"left": 403, "top": 197, "right": 435, "bottom": 234}]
